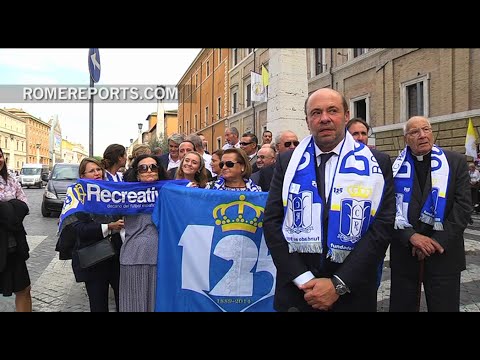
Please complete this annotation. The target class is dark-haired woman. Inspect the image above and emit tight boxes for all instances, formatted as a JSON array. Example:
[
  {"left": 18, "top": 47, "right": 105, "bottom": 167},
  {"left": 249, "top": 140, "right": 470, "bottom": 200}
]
[
  {"left": 206, "top": 148, "right": 262, "bottom": 192},
  {"left": 0, "top": 148, "right": 31, "bottom": 311},
  {"left": 101, "top": 143, "right": 127, "bottom": 182},
  {"left": 120, "top": 155, "right": 169, "bottom": 311}
]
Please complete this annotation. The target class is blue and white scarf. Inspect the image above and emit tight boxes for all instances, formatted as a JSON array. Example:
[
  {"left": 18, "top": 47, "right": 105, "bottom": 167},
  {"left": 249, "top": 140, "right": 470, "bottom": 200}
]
[
  {"left": 208, "top": 177, "right": 262, "bottom": 192},
  {"left": 392, "top": 145, "right": 449, "bottom": 231},
  {"left": 281, "top": 133, "right": 385, "bottom": 263}
]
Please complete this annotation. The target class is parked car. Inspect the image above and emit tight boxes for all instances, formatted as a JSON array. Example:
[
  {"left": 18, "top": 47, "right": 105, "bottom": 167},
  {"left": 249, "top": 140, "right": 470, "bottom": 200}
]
[
  {"left": 19, "top": 163, "right": 49, "bottom": 188},
  {"left": 41, "top": 163, "right": 79, "bottom": 217}
]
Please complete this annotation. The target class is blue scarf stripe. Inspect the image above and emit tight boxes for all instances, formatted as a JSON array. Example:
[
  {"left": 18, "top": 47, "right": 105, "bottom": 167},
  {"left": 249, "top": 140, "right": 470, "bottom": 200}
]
[{"left": 392, "top": 145, "right": 449, "bottom": 230}]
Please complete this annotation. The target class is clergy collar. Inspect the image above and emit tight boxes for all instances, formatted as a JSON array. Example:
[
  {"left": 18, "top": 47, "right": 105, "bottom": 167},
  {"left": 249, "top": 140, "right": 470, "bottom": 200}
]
[{"left": 411, "top": 151, "right": 431, "bottom": 162}]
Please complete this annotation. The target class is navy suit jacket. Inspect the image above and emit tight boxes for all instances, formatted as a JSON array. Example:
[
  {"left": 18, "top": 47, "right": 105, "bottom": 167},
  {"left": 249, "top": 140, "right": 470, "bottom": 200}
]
[
  {"left": 70, "top": 213, "right": 121, "bottom": 283},
  {"left": 263, "top": 147, "right": 395, "bottom": 312},
  {"left": 390, "top": 149, "right": 471, "bottom": 276}
]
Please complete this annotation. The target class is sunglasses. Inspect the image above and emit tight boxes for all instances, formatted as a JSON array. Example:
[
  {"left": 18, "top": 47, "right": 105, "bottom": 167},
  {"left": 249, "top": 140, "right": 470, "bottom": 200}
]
[
  {"left": 219, "top": 161, "right": 240, "bottom": 169},
  {"left": 284, "top": 141, "right": 299, "bottom": 148},
  {"left": 239, "top": 141, "right": 254, "bottom": 146},
  {"left": 138, "top": 163, "right": 159, "bottom": 174}
]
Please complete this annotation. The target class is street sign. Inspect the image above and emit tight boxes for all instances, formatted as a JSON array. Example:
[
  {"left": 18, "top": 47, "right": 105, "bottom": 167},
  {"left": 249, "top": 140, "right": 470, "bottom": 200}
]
[{"left": 88, "top": 48, "right": 101, "bottom": 83}]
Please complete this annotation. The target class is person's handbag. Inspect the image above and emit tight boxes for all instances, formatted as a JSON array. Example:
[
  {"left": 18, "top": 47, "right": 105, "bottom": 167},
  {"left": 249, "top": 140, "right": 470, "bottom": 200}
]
[{"left": 77, "top": 236, "right": 116, "bottom": 269}]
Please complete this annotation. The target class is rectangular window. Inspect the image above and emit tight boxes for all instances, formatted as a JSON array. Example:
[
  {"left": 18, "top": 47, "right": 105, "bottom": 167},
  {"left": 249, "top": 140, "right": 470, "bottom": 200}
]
[
  {"left": 349, "top": 94, "right": 370, "bottom": 124},
  {"left": 314, "top": 48, "right": 325, "bottom": 75},
  {"left": 407, "top": 82, "right": 424, "bottom": 118},
  {"left": 354, "top": 99, "right": 367, "bottom": 121},
  {"left": 246, "top": 84, "right": 251, "bottom": 108},
  {"left": 205, "top": 106, "right": 209, "bottom": 126},
  {"left": 232, "top": 48, "right": 238, "bottom": 66},
  {"left": 401, "top": 75, "right": 429, "bottom": 122},
  {"left": 232, "top": 92, "right": 238, "bottom": 114},
  {"left": 218, "top": 48, "right": 222, "bottom": 63},
  {"left": 217, "top": 97, "right": 221, "bottom": 119},
  {"left": 206, "top": 61, "right": 210, "bottom": 76},
  {"left": 194, "top": 114, "right": 198, "bottom": 132},
  {"left": 247, "top": 48, "right": 253, "bottom": 55},
  {"left": 353, "top": 48, "right": 367, "bottom": 57}
]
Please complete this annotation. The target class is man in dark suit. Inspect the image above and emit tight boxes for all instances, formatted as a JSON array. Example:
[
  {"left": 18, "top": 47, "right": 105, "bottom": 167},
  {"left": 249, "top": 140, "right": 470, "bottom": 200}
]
[
  {"left": 389, "top": 116, "right": 471, "bottom": 312},
  {"left": 159, "top": 133, "right": 184, "bottom": 174},
  {"left": 347, "top": 117, "right": 390, "bottom": 289},
  {"left": 264, "top": 88, "right": 395, "bottom": 312}
]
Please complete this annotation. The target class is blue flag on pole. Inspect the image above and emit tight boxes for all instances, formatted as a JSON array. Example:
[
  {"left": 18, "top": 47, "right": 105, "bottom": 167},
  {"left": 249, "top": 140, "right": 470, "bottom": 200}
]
[{"left": 153, "top": 183, "right": 276, "bottom": 312}]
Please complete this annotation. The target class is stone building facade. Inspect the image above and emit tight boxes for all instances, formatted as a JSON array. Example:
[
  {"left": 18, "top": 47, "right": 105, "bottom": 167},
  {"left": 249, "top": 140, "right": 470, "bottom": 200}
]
[{"left": 177, "top": 48, "right": 480, "bottom": 157}]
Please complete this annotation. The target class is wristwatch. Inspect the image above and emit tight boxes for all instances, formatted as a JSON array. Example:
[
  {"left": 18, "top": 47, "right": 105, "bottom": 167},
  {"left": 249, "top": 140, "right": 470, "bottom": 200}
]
[{"left": 331, "top": 275, "right": 350, "bottom": 296}]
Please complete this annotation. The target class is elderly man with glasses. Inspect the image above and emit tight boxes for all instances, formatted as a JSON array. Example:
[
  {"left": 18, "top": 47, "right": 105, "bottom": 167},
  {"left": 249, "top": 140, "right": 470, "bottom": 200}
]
[
  {"left": 275, "top": 130, "right": 299, "bottom": 154},
  {"left": 390, "top": 116, "right": 471, "bottom": 312}
]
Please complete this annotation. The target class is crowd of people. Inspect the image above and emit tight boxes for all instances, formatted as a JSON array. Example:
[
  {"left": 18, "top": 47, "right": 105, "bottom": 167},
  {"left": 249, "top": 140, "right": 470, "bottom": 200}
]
[{"left": 0, "top": 87, "right": 473, "bottom": 312}]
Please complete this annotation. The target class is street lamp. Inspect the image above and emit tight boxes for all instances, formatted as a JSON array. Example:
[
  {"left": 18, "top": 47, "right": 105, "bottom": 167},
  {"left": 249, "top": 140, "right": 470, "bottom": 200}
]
[
  {"left": 36, "top": 143, "right": 41, "bottom": 164},
  {"left": 138, "top": 123, "right": 143, "bottom": 143}
]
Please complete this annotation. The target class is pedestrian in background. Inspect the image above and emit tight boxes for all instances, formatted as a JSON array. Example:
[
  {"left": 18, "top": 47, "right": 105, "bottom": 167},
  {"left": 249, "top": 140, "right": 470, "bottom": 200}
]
[
  {"left": 347, "top": 117, "right": 391, "bottom": 289},
  {"left": 468, "top": 162, "right": 480, "bottom": 211},
  {"left": 102, "top": 144, "right": 127, "bottom": 182},
  {"left": 0, "top": 147, "right": 32, "bottom": 312},
  {"left": 389, "top": 116, "right": 471, "bottom": 312}
]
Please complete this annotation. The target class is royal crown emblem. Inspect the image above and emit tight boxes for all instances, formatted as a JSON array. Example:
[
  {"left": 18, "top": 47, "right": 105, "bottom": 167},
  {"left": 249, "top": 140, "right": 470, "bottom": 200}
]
[
  {"left": 347, "top": 185, "right": 372, "bottom": 199},
  {"left": 213, "top": 194, "right": 264, "bottom": 233}
]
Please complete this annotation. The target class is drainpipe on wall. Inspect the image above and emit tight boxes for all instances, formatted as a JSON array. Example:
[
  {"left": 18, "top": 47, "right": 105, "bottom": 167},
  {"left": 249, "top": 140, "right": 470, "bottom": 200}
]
[{"left": 330, "top": 48, "right": 334, "bottom": 89}]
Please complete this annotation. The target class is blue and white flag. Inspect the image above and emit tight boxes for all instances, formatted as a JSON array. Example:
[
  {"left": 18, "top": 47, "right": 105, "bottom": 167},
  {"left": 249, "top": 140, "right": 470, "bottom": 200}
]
[
  {"left": 58, "top": 179, "right": 187, "bottom": 233},
  {"left": 153, "top": 183, "right": 275, "bottom": 312}
]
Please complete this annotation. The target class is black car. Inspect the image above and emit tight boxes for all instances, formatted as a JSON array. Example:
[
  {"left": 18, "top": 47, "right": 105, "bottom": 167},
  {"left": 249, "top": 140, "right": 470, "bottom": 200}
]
[{"left": 41, "top": 163, "right": 79, "bottom": 217}]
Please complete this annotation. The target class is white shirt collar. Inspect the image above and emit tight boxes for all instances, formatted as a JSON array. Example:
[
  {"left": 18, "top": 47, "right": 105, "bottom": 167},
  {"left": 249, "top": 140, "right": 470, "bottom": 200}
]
[{"left": 314, "top": 139, "right": 343, "bottom": 165}]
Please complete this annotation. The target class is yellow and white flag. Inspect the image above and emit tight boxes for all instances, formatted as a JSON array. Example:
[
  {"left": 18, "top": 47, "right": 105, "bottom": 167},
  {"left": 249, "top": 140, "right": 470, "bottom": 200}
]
[
  {"left": 251, "top": 71, "right": 266, "bottom": 102},
  {"left": 465, "top": 118, "right": 478, "bottom": 158}
]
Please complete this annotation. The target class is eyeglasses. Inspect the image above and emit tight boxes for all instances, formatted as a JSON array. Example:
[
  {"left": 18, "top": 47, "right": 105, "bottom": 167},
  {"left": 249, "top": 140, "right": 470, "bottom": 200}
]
[
  {"left": 239, "top": 141, "right": 254, "bottom": 146},
  {"left": 219, "top": 161, "right": 240, "bottom": 169},
  {"left": 284, "top": 141, "right": 300, "bottom": 148},
  {"left": 406, "top": 126, "right": 432, "bottom": 137},
  {"left": 258, "top": 155, "right": 274, "bottom": 160},
  {"left": 138, "top": 163, "right": 159, "bottom": 174},
  {"left": 84, "top": 167, "right": 102, "bottom": 175}
]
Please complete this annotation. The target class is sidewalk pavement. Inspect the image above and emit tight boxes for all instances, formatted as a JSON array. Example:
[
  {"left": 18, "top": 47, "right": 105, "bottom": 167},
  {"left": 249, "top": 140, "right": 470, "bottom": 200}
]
[{"left": 2, "top": 216, "right": 480, "bottom": 312}]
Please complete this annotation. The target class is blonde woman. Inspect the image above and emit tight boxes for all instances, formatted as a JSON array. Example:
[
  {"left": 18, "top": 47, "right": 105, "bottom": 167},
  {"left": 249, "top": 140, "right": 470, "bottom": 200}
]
[{"left": 175, "top": 151, "right": 208, "bottom": 188}]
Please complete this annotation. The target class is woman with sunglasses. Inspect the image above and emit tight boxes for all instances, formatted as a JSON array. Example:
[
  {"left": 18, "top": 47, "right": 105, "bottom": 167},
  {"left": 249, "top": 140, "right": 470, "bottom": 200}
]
[
  {"left": 120, "top": 155, "right": 168, "bottom": 311},
  {"left": 67, "top": 157, "right": 125, "bottom": 312},
  {"left": 175, "top": 151, "right": 208, "bottom": 188},
  {"left": 206, "top": 148, "right": 262, "bottom": 191}
]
